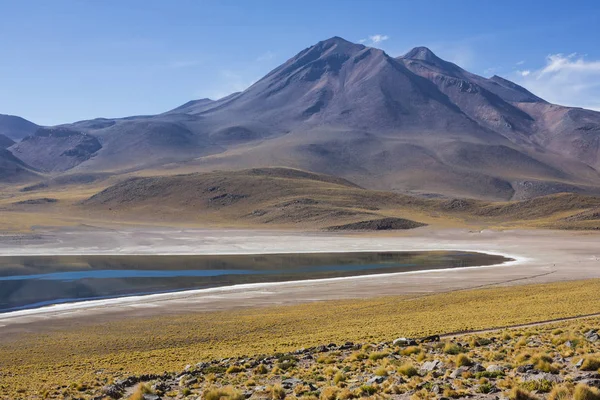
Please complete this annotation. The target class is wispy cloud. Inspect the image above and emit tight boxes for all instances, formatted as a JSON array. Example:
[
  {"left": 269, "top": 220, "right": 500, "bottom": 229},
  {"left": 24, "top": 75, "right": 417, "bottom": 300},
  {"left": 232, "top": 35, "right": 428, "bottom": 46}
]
[
  {"left": 256, "top": 51, "right": 275, "bottom": 62},
  {"left": 516, "top": 60, "right": 525, "bottom": 66},
  {"left": 359, "top": 34, "right": 390, "bottom": 46},
  {"left": 514, "top": 53, "right": 600, "bottom": 110},
  {"left": 198, "top": 70, "right": 257, "bottom": 100}
]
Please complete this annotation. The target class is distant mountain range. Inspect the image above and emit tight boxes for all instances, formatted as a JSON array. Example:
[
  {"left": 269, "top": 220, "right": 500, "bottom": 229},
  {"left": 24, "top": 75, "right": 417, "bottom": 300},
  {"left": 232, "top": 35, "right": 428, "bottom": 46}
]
[{"left": 3, "top": 36, "right": 600, "bottom": 200}]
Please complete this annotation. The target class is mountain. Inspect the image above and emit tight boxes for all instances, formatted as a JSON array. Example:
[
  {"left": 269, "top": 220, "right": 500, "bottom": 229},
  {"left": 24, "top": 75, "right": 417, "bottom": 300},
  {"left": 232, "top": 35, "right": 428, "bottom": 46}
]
[
  {"left": 0, "top": 134, "right": 15, "bottom": 149},
  {"left": 0, "top": 148, "right": 38, "bottom": 183},
  {"left": 0, "top": 114, "right": 39, "bottom": 141},
  {"left": 5, "top": 36, "right": 600, "bottom": 200}
]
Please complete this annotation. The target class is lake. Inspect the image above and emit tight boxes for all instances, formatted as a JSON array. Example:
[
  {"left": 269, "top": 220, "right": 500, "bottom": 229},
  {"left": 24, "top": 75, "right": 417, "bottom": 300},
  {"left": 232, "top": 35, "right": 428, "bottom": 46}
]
[{"left": 0, "top": 251, "right": 510, "bottom": 312}]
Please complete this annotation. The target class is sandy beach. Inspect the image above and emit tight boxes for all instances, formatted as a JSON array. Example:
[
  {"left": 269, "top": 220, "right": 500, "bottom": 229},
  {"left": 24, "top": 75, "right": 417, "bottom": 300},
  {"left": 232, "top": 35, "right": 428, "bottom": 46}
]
[{"left": 1, "top": 226, "right": 599, "bottom": 333}]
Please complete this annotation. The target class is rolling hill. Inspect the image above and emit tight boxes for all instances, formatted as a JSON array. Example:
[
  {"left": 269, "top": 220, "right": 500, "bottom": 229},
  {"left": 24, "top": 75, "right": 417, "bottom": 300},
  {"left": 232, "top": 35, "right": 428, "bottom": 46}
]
[{"left": 3, "top": 37, "right": 600, "bottom": 200}]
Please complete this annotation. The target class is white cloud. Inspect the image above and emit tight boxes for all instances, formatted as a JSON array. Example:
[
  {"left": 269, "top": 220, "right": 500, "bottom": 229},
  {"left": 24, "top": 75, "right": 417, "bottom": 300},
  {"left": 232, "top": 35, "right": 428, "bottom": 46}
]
[
  {"left": 516, "top": 60, "right": 525, "bottom": 66},
  {"left": 369, "top": 34, "right": 389, "bottom": 44},
  {"left": 514, "top": 53, "right": 600, "bottom": 110},
  {"left": 359, "top": 34, "right": 389, "bottom": 46}
]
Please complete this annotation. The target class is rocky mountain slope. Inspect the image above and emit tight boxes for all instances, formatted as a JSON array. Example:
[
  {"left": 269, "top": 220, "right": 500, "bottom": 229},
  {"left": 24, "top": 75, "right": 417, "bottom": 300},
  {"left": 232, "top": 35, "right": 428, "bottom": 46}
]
[
  {"left": 0, "top": 114, "right": 39, "bottom": 141},
  {"left": 3, "top": 37, "right": 600, "bottom": 200}
]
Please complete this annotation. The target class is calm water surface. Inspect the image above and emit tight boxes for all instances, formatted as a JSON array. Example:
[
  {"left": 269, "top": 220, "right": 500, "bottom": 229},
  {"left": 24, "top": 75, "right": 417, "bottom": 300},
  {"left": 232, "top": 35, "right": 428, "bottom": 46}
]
[{"left": 0, "top": 251, "right": 510, "bottom": 312}]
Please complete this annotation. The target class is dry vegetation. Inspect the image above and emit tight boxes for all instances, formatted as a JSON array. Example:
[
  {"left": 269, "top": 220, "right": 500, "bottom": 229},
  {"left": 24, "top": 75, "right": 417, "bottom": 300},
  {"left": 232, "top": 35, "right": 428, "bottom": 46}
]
[
  {"left": 1, "top": 167, "right": 600, "bottom": 232},
  {"left": 2, "top": 279, "right": 600, "bottom": 399}
]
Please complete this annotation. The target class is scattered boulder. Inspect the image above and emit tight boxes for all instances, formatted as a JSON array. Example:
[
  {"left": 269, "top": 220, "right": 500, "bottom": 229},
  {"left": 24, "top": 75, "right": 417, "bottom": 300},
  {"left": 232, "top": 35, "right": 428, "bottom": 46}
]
[{"left": 421, "top": 360, "right": 442, "bottom": 372}]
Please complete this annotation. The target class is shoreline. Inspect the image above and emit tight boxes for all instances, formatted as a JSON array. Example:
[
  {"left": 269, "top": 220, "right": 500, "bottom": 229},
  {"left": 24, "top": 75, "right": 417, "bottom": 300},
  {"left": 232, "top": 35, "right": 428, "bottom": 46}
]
[
  {"left": 0, "top": 227, "right": 599, "bottom": 332},
  {"left": 0, "top": 249, "right": 523, "bottom": 320}
]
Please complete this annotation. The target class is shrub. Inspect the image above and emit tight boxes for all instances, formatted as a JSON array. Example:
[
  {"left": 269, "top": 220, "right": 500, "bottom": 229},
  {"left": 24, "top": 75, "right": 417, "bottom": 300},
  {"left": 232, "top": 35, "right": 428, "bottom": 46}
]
[
  {"left": 360, "top": 385, "right": 377, "bottom": 396},
  {"left": 401, "top": 346, "right": 421, "bottom": 356},
  {"left": 320, "top": 386, "right": 339, "bottom": 400},
  {"left": 444, "top": 343, "right": 463, "bottom": 355},
  {"left": 509, "top": 387, "right": 539, "bottom": 400},
  {"left": 478, "top": 383, "right": 494, "bottom": 394},
  {"left": 333, "top": 371, "right": 346, "bottom": 385},
  {"left": 254, "top": 364, "right": 269, "bottom": 374},
  {"left": 397, "top": 363, "right": 418, "bottom": 377},
  {"left": 128, "top": 383, "right": 153, "bottom": 400},
  {"left": 521, "top": 379, "right": 554, "bottom": 393},
  {"left": 456, "top": 354, "right": 472, "bottom": 367},
  {"left": 270, "top": 384, "right": 286, "bottom": 400},
  {"left": 374, "top": 366, "right": 388, "bottom": 377},
  {"left": 548, "top": 385, "right": 573, "bottom": 400},
  {"left": 573, "top": 384, "right": 600, "bottom": 400},
  {"left": 226, "top": 365, "right": 244, "bottom": 374},
  {"left": 317, "top": 355, "right": 336, "bottom": 364},
  {"left": 368, "top": 352, "right": 388, "bottom": 361},
  {"left": 203, "top": 386, "right": 245, "bottom": 400},
  {"left": 346, "top": 352, "right": 367, "bottom": 362},
  {"left": 475, "top": 371, "right": 504, "bottom": 379},
  {"left": 580, "top": 356, "right": 600, "bottom": 371}
]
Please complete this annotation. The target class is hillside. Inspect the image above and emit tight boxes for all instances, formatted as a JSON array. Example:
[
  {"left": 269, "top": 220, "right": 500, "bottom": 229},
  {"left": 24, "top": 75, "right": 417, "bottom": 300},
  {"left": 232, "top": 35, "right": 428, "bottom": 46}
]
[
  {"left": 77, "top": 168, "right": 600, "bottom": 230},
  {"left": 3, "top": 37, "right": 600, "bottom": 200},
  {"left": 0, "top": 114, "right": 39, "bottom": 141}
]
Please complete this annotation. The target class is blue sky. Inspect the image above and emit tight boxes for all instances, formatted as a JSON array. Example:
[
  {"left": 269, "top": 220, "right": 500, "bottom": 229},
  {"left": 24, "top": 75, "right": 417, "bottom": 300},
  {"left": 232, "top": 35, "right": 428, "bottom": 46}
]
[{"left": 1, "top": 0, "right": 599, "bottom": 125}]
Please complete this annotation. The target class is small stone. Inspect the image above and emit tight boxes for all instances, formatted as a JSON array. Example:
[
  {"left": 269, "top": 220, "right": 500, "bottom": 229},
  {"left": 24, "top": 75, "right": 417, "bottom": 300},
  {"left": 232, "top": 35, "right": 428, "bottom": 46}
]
[
  {"left": 486, "top": 365, "right": 505, "bottom": 373},
  {"left": 472, "top": 364, "right": 485, "bottom": 373},
  {"left": 101, "top": 385, "right": 122, "bottom": 399},
  {"left": 282, "top": 378, "right": 303, "bottom": 389},
  {"left": 393, "top": 337, "right": 418, "bottom": 346},
  {"left": 516, "top": 364, "right": 535, "bottom": 373},
  {"left": 450, "top": 367, "right": 469, "bottom": 379},
  {"left": 421, "top": 360, "right": 442, "bottom": 372},
  {"left": 367, "top": 376, "right": 385, "bottom": 385}
]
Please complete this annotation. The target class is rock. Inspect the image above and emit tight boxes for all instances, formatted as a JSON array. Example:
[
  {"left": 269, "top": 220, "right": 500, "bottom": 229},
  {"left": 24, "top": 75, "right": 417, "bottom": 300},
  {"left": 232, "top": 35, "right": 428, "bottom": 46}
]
[
  {"left": 522, "top": 373, "right": 563, "bottom": 384},
  {"left": 367, "top": 376, "right": 385, "bottom": 385},
  {"left": 315, "top": 345, "right": 329, "bottom": 353},
  {"left": 486, "top": 365, "right": 505, "bottom": 373},
  {"left": 151, "top": 381, "right": 169, "bottom": 393},
  {"left": 421, "top": 360, "right": 442, "bottom": 372},
  {"left": 340, "top": 341, "right": 354, "bottom": 350},
  {"left": 580, "top": 379, "right": 600, "bottom": 388},
  {"left": 101, "top": 385, "right": 122, "bottom": 399},
  {"left": 472, "top": 364, "right": 485, "bottom": 373},
  {"left": 516, "top": 364, "right": 535, "bottom": 373},
  {"left": 576, "top": 359, "right": 584, "bottom": 368},
  {"left": 282, "top": 378, "right": 303, "bottom": 389},
  {"left": 178, "top": 374, "right": 197, "bottom": 387},
  {"left": 143, "top": 395, "right": 161, "bottom": 400},
  {"left": 450, "top": 367, "right": 469, "bottom": 379},
  {"left": 393, "top": 337, "right": 418, "bottom": 346}
]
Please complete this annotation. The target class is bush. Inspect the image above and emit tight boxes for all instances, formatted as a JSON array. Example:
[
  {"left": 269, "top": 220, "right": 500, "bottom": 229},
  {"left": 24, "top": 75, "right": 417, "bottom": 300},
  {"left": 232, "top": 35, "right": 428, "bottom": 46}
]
[
  {"left": 203, "top": 386, "right": 245, "bottom": 400},
  {"left": 254, "top": 364, "right": 269, "bottom": 374},
  {"left": 270, "top": 384, "right": 286, "bottom": 400},
  {"left": 360, "top": 385, "right": 377, "bottom": 395},
  {"left": 333, "top": 371, "right": 346, "bottom": 385},
  {"left": 548, "top": 385, "right": 573, "bottom": 400},
  {"left": 226, "top": 365, "right": 244, "bottom": 374},
  {"left": 368, "top": 351, "right": 388, "bottom": 361},
  {"left": 320, "top": 386, "right": 339, "bottom": 400},
  {"left": 509, "top": 387, "right": 539, "bottom": 400},
  {"left": 401, "top": 346, "right": 421, "bottom": 356},
  {"left": 444, "top": 343, "right": 464, "bottom": 355},
  {"left": 521, "top": 380, "right": 554, "bottom": 393},
  {"left": 580, "top": 356, "right": 600, "bottom": 371},
  {"left": 397, "top": 363, "right": 418, "bottom": 377},
  {"left": 374, "top": 366, "right": 388, "bottom": 377},
  {"left": 456, "top": 354, "right": 472, "bottom": 367},
  {"left": 573, "top": 384, "right": 600, "bottom": 400}
]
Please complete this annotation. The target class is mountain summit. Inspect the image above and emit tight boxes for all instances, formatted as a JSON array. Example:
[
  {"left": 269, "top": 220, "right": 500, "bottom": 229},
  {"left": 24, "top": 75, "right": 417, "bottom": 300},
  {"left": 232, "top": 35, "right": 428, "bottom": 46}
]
[{"left": 2, "top": 36, "right": 600, "bottom": 200}]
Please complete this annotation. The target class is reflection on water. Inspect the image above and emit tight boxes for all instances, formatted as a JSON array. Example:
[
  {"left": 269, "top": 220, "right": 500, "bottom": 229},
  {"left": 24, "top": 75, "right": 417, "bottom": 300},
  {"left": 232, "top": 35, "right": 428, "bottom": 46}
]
[{"left": 0, "top": 251, "right": 510, "bottom": 312}]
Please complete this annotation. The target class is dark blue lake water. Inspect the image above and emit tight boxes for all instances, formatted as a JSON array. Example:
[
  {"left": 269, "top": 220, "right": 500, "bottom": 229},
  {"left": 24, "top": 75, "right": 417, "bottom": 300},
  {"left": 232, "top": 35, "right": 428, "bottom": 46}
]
[{"left": 0, "top": 251, "right": 509, "bottom": 312}]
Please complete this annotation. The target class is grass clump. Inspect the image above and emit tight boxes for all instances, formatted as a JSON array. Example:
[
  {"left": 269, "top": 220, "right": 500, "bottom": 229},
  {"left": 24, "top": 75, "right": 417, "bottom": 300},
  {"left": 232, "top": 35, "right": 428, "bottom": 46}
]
[
  {"left": 520, "top": 380, "right": 554, "bottom": 393},
  {"left": 401, "top": 346, "right": 421, "bottom": 356},
  {"left": 397, "top": 363, "right": 418, "bottom": 377},
  {"left": 549, "top": 385, "right": 573, "bottom": 400},
  {"left": 203, "top": 386, "right": 245, "bottom": 400},
  {"left": 456, "top": 353, "right": 472, "bottom": 367},
  {"left": 360, "top": 385, "right": 378, "bottom": 396},
  {"left": 509, "top": 387, "right": 539, "bottom": 400},
  {"left": 580, "top": 356, "right": 600, "bottom": 371},
  {"left": 573, "top": 384, "right": 600, "bottom": 400},
  {"left": 444, "top": 343, "right": 464, "bottom": 355},
  {"left": 226, "top": 365, "right": 244, "bottom": 374},
  {"left": 368, "top": 351, "right": 388, "bottom": 361},
  {"left": 128, "top": 383, "right": 153, "bottom": 400},
  {"left": 254, "top": 364, "right": 269, "bottom": 374}
]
